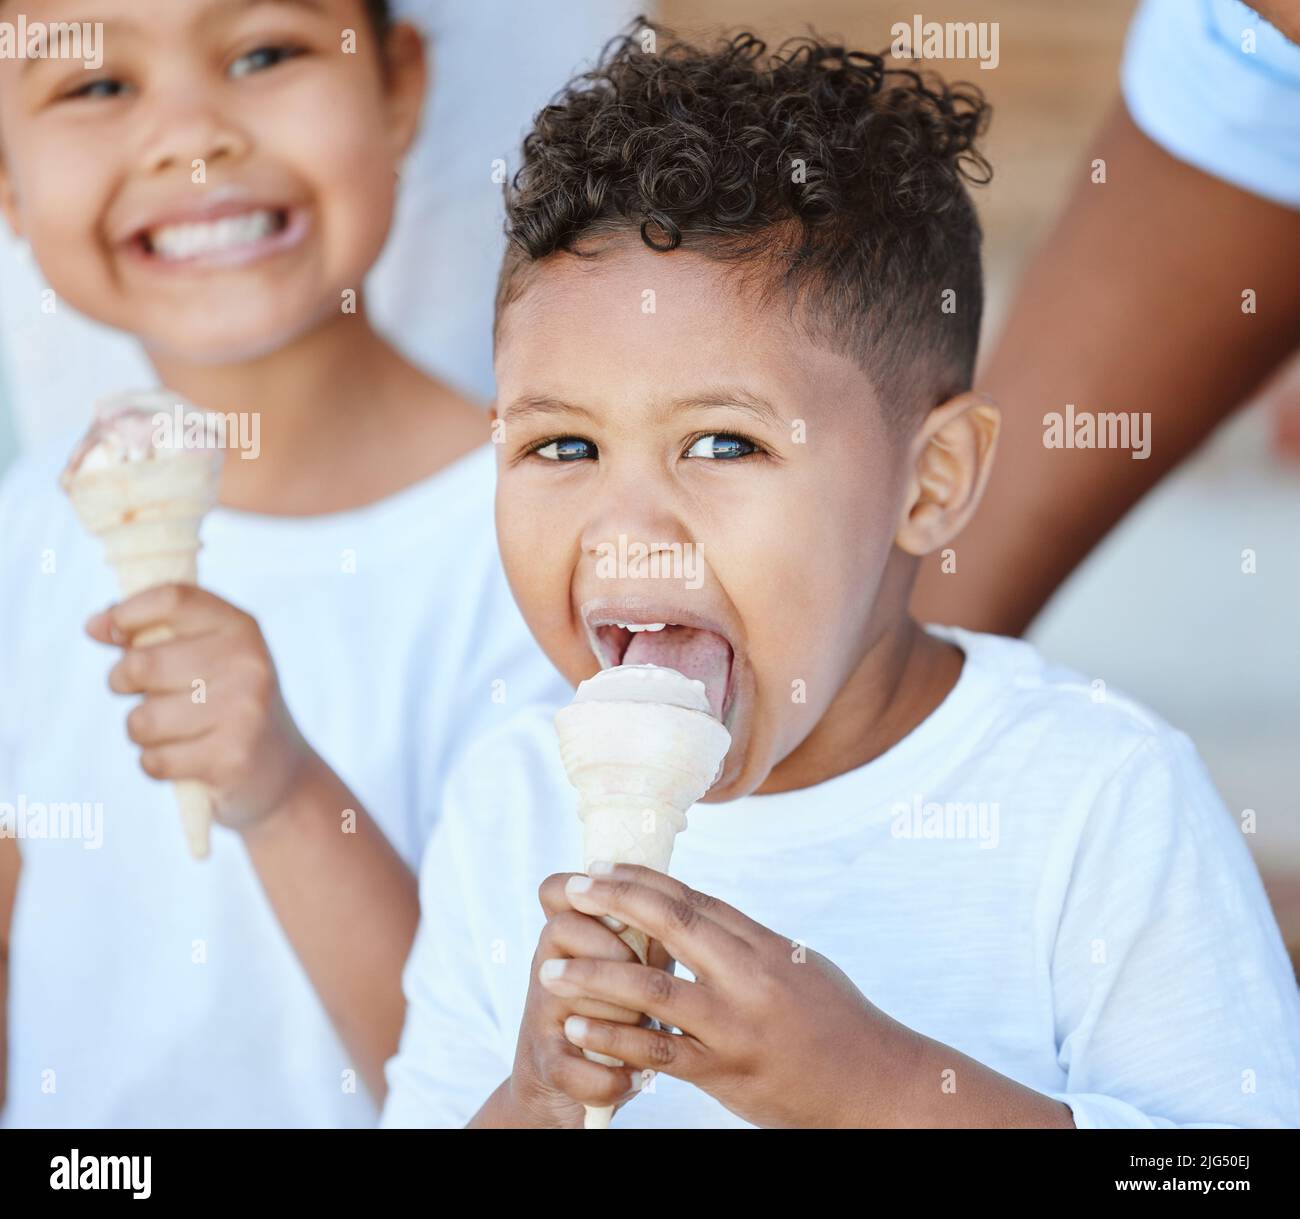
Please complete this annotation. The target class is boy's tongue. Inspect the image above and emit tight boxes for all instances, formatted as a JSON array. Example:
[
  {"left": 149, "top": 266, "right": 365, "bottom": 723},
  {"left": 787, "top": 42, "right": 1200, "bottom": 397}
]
[{"left": 622, "top": 626, "right": 731, "bottom": 718}]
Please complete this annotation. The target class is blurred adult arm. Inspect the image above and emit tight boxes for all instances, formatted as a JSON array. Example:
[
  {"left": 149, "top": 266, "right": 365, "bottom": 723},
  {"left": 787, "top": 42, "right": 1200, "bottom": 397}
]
[{"left": 913, "top": 100, "right": 1300, "bottom": 635}]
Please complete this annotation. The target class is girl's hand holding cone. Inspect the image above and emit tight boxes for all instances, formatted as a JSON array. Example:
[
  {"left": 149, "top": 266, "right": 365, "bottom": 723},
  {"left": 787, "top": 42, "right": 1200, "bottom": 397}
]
[{"left": 86, "top": 583, "right": 316, "bottom": 836}]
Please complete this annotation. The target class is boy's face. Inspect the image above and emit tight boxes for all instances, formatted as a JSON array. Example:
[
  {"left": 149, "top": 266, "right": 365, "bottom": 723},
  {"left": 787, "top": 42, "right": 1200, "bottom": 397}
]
[
  {"left": 495, "top": 242, "right": 920, "bottom": 800},
  {"left": 0, "top": 0, "right": 418, "bottom": 363}
]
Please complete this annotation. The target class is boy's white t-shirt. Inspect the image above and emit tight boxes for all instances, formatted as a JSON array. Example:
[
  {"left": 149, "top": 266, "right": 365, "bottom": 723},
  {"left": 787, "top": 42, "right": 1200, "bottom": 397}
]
[
  {"left": 383, "top": 628, "right": 1300, "bottom": 1129},
  {"left": 0, "top": 437, "right": 567, "bottom": 1128}
]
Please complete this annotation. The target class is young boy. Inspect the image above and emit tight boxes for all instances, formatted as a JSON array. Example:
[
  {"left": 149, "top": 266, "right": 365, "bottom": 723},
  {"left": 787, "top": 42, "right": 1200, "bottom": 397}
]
[
  {"left": 382, "top": 29, "right": 1300, "bottom": 1127},
  {"left": 0, "top": 0, "right": 565, "bottom": 1126}
]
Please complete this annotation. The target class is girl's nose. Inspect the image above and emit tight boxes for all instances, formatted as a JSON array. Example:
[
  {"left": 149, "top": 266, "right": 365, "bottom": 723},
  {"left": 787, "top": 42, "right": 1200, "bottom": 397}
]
[{"left": 138, "top": 101, "right": 249, "bottom": 176}]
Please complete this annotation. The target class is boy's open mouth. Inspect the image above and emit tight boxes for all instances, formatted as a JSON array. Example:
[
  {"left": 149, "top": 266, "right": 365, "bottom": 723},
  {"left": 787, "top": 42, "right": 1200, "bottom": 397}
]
[{"left": 587, "top": 619, "right": 735, "bottom": 721}]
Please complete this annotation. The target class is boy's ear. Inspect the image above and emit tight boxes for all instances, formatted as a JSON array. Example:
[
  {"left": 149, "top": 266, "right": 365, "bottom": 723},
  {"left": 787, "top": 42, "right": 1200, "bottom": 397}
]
[
  {"left": 382, "top": 23, "right": 429, "bottom": 165},
  {"left": 894, "top": 391, "right": 1000, "bottom": 556}
]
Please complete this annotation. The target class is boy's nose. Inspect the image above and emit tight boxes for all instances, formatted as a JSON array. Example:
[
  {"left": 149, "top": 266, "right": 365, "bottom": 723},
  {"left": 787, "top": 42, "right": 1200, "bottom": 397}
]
[{"left": 578, "top": 484, "right": 696, "bottom": 562}]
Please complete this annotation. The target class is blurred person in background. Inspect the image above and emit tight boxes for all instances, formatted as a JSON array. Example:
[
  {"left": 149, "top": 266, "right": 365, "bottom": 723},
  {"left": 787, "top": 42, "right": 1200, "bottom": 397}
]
[{"left": 914, "top": 0, "right": 1300, "bottom": 634}]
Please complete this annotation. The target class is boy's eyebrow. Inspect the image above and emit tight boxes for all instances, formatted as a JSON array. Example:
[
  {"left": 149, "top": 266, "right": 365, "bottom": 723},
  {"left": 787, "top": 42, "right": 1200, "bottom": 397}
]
[
  {"left": 502, "top": 388, "right": 786, "bottom": 427},
  {"left": 501, "top": 395, "right": 597, "bottom": 423},
  {"left": 661, "top": 388, "right": 785, "bottom": 427}
]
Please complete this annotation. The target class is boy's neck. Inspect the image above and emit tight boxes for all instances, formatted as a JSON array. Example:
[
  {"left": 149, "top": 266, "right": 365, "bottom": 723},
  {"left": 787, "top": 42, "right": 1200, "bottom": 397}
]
[
  {"left": 147, "top": 306, "right": 487, "bottom": 517},
  {"left": 756, "top": 614, "right": 964, "bottom": 796}
]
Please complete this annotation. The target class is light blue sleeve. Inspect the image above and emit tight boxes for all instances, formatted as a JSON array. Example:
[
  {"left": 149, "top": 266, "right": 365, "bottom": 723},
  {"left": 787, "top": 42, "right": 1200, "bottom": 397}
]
[{"left": 1122, "top": 0, "right": 1300, "bottom": 208}]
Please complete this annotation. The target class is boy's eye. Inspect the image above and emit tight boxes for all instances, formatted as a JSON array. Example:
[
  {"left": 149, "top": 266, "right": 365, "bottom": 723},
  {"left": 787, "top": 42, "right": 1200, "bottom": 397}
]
[
  {"left": 229, "top": 44, "right": 305, "bottom": 79},
  {"left": 684, "top": 433, "right": 758, "bottom": 460},
  {"left": 532, "top": 437, "right": 596, "bottom": 462},
  {"left": 64, "top": 77, "right": 130, "bottom": 101}
]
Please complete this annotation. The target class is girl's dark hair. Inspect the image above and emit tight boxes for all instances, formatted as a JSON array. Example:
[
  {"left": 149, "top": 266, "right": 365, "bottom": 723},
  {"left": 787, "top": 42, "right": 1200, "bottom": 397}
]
[{"left": 498, "top": 21, "right": 993, "bottom": 426}]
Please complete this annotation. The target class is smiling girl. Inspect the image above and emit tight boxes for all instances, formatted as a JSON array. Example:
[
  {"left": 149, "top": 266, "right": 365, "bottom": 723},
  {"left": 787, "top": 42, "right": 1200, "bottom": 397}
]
[{"left": 0, "top": 0, "right": 563, "bottom": 1127}]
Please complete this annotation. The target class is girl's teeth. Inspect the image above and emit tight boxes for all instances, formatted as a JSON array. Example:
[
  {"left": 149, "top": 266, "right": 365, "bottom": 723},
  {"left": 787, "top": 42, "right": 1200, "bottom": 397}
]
[
  {"left": 149, "top": 210, "right": 280, "bottom": 260},
  {"left": 620, "top": 623, "right": 668, "bottom": 632}
]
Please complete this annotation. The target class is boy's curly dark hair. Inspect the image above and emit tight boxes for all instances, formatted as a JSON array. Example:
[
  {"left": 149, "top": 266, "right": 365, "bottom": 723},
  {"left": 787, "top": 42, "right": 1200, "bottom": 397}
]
[{"left": 498, "top": 23, "right": 992, "bottom": 426}]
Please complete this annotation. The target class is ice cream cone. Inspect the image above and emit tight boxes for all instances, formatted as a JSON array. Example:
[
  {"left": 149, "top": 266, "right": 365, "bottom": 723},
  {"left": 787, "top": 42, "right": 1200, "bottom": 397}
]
[
  {"left": 554, "top": 664, "right": 731, "bottom": 1128},
  {"left": 62, "top": 391, "right": 224, "bottom": 860}
]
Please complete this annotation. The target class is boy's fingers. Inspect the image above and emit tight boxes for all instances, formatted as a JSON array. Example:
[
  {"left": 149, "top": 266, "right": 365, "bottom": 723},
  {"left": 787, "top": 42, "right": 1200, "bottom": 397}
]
[
  {"left": 564, "top": 873, "right": 749, "bottom": 981},
  {"left": 544, "top": 1044, "right": 637, "bottom": 1110},
  {"left": 582, "top": 862, "right": 762, "bottom": 941},
  {"left": 542, "top": 909, "right": 636, "bottom": 964},
  {"left": 102, "top": 584, "right": 247, "bottom": 643},
  {"left": 539, "top": 957, "right": 710, "bottom": 1037},
  {"left": 539, "top": 910, "right": 640, "bottom": 1023},
  {"left": 539, "top": 872, "right": 629, "bottom": 935},
  {"left": 108, "top": 635, "right": 227, "bottom": 695},
  {"left": 539, "top": 872, "right": 586, "bottom": 917},
  {"left": 563, "top": 1015, "right": 704, "bottom": 1084},
  {"left": 125, "top": 693, "right": 217, "bottom": 747}
]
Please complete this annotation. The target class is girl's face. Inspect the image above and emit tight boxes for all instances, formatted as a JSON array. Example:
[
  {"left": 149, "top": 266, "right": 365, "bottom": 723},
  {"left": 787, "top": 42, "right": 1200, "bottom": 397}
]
[{"left": 0, "top": 0, "right": 424, "bottom": 363}]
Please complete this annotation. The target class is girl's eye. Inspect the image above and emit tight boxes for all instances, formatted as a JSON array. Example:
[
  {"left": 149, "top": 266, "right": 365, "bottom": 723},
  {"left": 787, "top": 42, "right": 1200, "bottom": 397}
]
[
  {"left": 684, "top": 433, "right": 759, "bottom": 460},
  {"left": 230, "top": 44, "right": 304, "bottom": 79},
  {"left": 532, "top": 437, "right": 596, "bottom": 462},
  {"left": 65, "top": 77, "right": 129, "bottom": 101}
]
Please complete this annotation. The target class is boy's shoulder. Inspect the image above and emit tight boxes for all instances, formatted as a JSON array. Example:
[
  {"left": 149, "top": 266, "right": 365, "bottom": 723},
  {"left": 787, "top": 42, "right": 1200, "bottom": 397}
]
[
  {"left": 938, "top": 625, "right": 1226, "bottom": 845},
  {"left": 942, "top": 623, "right": 1187, "bottom": 755}
]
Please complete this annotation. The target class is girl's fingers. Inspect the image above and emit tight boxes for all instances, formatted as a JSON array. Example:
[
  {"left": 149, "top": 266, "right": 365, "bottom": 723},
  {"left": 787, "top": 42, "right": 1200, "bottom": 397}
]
[
  {"left": 85, "top": 608, "right": 128, "bottom": 646},
  {"left": 100, "top": 584, "right": 249, "bottom": 643},
  {"left": 137, "top": 735, "right": 222, "bottom": 785},
  {"left": 125, "top": 691, "right": 219, "bottom": 747},
  {"left": 563, "top": 1014, "right": 705, "bottom": 1084},
  {"left": 107, "top": 634, "right": 228, "bottom": 695}
]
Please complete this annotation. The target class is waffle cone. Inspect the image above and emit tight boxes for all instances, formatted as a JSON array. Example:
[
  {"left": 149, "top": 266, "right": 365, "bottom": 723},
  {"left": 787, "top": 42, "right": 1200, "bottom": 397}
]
[
  {"left": 65, "top": 453, "right": 221, "bottom": 860},
  {"left": 555, "top": 686, "right": 731, "bottom": 1128}
]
